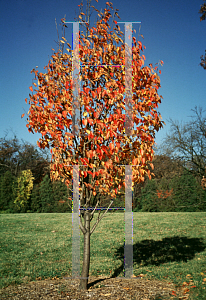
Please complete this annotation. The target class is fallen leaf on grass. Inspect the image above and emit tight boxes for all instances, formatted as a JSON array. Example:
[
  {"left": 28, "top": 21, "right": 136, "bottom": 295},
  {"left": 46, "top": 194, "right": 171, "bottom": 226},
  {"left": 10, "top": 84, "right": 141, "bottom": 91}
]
[{"left": 183, "top": 288, "right": 190, "bottom": 294}]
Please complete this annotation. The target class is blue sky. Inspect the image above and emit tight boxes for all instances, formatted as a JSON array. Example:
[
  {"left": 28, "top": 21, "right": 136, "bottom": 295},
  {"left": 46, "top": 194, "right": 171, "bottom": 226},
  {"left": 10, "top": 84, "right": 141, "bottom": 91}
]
[{"left": 0, "top": 0, "right": 205, "bottom": 151}]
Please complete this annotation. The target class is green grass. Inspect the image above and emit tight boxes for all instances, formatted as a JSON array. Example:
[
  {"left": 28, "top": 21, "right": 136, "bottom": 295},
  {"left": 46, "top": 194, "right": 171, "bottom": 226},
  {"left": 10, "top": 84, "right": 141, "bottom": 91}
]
[{"left": 0, "top": 212, "right": 206, "bottom": 299}]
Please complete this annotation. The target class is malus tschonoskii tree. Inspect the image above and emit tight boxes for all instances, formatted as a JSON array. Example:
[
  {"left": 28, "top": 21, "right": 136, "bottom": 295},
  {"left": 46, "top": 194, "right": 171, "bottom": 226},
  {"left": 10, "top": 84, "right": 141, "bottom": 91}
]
[{"left": 23, "top": 0, "right": 164, "bottom": 290}]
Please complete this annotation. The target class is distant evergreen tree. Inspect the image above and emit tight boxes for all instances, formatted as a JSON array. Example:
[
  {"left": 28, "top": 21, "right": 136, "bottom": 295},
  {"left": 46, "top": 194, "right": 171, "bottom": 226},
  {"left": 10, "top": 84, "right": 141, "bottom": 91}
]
[
  {"left": 155, "top": 177, "right": 175, "bottom": 212},
  {"left": 169, "top": 170, "right": 205, "bottom": 212},
  {"left": 30, "top": 184, "right": 41, "bottom": 212},
  {"left": 0, "top": 171, "right": 16, "bottom": 212},
  {"left": 39, "top": 174, "right": 54, "bottom": 212},
  {"left": 199, "top": 189, "right": 206, "bottom": 211},
  {"left": 137, "top": 179, "right": 160, "bottom": 212},
  {"left": 52, "top": 179, "right": 72, "bottom": 213}
]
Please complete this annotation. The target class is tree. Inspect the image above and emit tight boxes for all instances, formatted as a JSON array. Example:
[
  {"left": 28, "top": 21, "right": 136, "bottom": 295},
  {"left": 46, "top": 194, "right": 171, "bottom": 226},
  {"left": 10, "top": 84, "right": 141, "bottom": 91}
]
[
  {"left": 0, "top": 134, "right": 20, "bottom": 176},
  {"left": 169, "top": 169, "right": 206, "bottom": 212},
  {"left": 24, "top": 0, "right": 164, "bottom": 290},
  {"left": 52, "top": 178, "right": 72, "bottom": 212},
  {"left": 0, "top": 171, "right": 16, "bottom": 212},
  {"left": 0, "top": 134, "right": 50, "bottom": 183},
  {"left": 159, "top": 106, "right": 206, "bottom": 183},
  {"left": 150, "top": 154, "right": 185, "bottom": 181},
  {"left": 137, "top": 179, "right": 159, "bottom": 212},
  {"left": 30, "top": 183, "right": 41, "bottom": 212},
  {"left": 133, "top": 154, "right": 185, "bottom": 211},
  {"left": 17, "top": 141, "right": 51, "bottom": 184},
  {"left": 199, "top": 2, "right": 206, "bottom": 69},
  {"left": 39, "top": 174, "right": 55, "bottom": 213},
  {"left": 13, "top": 169, "right": 34, "bottom": 212}
]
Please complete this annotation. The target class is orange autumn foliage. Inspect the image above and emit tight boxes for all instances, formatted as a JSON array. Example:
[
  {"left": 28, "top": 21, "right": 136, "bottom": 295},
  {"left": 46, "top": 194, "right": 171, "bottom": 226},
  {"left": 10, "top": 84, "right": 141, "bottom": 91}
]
[{"left": 24, "top": 2, "right": 165, "bottom": 204}]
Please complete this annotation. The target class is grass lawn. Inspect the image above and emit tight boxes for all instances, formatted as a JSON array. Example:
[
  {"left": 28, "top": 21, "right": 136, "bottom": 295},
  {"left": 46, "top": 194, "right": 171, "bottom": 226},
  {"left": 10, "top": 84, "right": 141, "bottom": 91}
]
[{"left": 0, "top": 212, "right": 206, "bottom": 299}]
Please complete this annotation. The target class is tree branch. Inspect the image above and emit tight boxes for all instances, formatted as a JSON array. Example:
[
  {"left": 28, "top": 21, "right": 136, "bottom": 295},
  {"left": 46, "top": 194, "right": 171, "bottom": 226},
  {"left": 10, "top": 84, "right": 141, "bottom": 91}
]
[{"left": 90, "top": 199, "right": 114, "bottom": 235}]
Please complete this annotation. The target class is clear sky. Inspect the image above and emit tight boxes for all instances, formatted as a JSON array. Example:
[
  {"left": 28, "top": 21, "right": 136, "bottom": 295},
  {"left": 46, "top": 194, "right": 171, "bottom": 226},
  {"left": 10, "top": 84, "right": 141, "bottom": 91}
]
[{"left": 0, "top": 0, "right": 205, "bottom": 151}]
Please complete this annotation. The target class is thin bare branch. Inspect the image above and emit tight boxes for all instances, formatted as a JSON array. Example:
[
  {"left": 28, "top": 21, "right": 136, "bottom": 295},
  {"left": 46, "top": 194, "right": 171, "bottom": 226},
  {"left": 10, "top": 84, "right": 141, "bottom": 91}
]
[{"left": 90, "top": 199, "right": 114, "bottom": 235}]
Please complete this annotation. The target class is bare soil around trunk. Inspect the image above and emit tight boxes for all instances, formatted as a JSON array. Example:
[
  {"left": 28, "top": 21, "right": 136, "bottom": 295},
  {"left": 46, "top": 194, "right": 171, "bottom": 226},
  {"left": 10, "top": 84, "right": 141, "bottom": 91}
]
[{"left": 0, "top": 275, "right": 189, "bottom": 299}]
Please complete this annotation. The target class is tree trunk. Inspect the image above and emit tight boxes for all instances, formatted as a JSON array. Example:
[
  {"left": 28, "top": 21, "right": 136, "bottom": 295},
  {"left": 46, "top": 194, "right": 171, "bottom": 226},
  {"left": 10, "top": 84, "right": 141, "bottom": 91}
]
[{"left": 79, "top": 210, "right": 91, "bottom": 290}]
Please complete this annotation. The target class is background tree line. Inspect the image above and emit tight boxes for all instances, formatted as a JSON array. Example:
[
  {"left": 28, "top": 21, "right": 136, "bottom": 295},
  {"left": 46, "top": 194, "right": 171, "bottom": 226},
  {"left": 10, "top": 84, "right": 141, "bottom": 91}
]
[
  {"left": 0, "top": 134, "right": 72, "bottom": 213},
  {"left": 1, "top": 106, "right": 206, "bottom": 213}
]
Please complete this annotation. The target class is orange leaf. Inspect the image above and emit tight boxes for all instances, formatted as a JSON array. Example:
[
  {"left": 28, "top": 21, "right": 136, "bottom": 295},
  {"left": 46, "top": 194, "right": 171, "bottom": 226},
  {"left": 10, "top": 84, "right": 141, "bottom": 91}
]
[
  {"left": 91, "top": 91, "right": 96, "bottom": 98},
  {"left": 21, "top": 113, "right": 25, "bottom": 118},
  {"left": 105, "top": 161, "right": 110, "bottom": 168},
  {"left": 84, "top": 87, "right": 89, "bottom": 95},
  {"left": 132, "top": 158, "right": 138, "bottom": 165},
  {"left": 29, "top": 86, "right": 33, "bottom": 92},
  {"left": 62, "top": 111, "right": 67, "bottom": 118},
  {"left": 97, "top": 86, "right": 101, "bottom": 94},
  {"left": 82, "top": 119, "right": 87, "bottom": 126},
  {"left": 88, "top": 118, "right": 93, "bottom": 125},
  {"left": 109, "top": 143, "right": 114, "bottom": 151},
  {"left": 116, "top": 142, "right": 120, "bottom": 149}
]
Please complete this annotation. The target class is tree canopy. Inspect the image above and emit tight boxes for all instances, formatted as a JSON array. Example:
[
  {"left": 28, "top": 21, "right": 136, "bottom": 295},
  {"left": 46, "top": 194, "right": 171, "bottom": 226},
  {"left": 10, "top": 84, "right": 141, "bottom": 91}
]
[{"left": 24, "top": 1, "right": 164, "bottom": 209}]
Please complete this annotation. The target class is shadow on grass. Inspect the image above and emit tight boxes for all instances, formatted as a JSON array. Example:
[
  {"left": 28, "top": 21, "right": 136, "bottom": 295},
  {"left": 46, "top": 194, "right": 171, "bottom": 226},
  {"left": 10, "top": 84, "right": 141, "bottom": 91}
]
[
  {"left": 110, "top": 236, "right": 206, "bottom": 278},
  {"left": 88, "top": 236, "right": 205, "bottom": 288}
]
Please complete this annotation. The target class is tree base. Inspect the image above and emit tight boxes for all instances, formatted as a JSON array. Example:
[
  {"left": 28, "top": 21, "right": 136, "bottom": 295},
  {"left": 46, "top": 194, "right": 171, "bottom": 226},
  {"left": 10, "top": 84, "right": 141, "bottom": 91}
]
[{"left": 79, "top": 278, "right": 88, "bottom": 290}]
